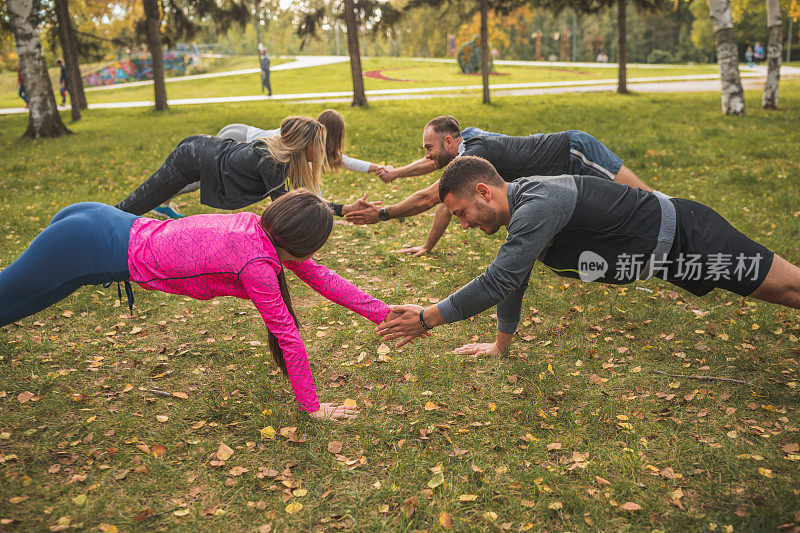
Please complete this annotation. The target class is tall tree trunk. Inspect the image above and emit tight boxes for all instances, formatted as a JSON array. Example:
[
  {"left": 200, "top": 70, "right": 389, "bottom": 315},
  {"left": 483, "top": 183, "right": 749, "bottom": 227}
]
[
  {"left": 762, "top": 0, "right": 782, "bottom": 109},
  {"left": 617, "top": 0, "right": 627, "bottom": 94},
  {"left": 53, "top": 0, "right": 86, "bottom": 121},
  {"left": 142, "top": 0, "right": 168, "bottom": 111},
  {"left": 342, "top": 0, "right": 367, "bottom": 107},
  {"left": 707, "top": 0, "right": 745, "bottom": 114},
  {"left": 7, "top": 0, "right": 70, "bottom": 138},
  {"left": 480, "top": 0, "right": 490, "bottom": 104}
]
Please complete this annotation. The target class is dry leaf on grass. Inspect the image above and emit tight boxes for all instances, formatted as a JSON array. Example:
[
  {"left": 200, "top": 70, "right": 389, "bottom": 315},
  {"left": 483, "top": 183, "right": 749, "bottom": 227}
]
[
  {"left": 327, "top": 441, "right": 343, "bottom": 454},
  {"left": 216, "top": 442, "right": 234, "bottom": 461},
  {"left": 620, "top": 502, "right": 642, "bottom": 511}
]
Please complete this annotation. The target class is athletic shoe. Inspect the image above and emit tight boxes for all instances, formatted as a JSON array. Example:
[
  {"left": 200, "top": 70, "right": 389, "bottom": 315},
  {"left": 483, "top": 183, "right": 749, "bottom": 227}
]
[{"left": 150, "top": 205, "right": 185, "bottom": 219}]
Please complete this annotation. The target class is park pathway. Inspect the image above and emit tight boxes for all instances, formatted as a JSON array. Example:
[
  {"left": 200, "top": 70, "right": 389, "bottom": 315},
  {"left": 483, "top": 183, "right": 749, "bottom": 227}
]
[
  {"left": 1, "top": 60, "right": 798, "bottom": 115},
  {"left": 81, "top": 55, "right": 349, "bottom": 93}
]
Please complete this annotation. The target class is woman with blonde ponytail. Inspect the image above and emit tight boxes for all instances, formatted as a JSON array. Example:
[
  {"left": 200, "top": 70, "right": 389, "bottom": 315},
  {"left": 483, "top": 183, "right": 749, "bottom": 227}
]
[
  {"left": 115, "top": 116, "right": 366, "bottom": 219},
  {"left": 2, "top": 190, "right": 391, "bottom": 421},
  {"left": 259, "top": 115, "right": 326, "bottom": 194},
  {"left": 217, "top": 109, "right": 386, "bottom": 177}
]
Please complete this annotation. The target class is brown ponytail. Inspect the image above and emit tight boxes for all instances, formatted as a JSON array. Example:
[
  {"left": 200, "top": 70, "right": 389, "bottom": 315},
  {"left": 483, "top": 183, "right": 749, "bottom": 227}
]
[
  {"left": 316, "top": 109, "right": 345, "bottom": 169},
  {"left": 259, "top": 189, "right": 334, "bottom": 374},
  {"left": 267, "top": 269, "right": 295, "bottom": 375}
]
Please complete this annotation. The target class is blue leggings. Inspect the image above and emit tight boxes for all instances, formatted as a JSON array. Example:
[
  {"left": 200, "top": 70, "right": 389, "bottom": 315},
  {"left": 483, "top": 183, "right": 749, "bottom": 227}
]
[{"left": 0, "top": 203, "right": 138, "bottom": 327}]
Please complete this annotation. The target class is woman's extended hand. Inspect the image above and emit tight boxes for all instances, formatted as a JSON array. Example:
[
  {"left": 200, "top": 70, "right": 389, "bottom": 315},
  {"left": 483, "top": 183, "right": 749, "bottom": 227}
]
[{"left": 309, "top": 402, "right": 360, "bottom": 421}]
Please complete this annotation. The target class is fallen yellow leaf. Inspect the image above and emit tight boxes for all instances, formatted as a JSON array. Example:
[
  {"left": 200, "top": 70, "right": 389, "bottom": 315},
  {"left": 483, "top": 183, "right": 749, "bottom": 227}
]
[
  {"left": 216, "top": 442, "right": 234, "bottom": 461},
  {"left": 427, "top": 472, "right": 444, "bottom": 489},
  {"left": 285, "top": 502, "right": 303, "bottom": 514}
]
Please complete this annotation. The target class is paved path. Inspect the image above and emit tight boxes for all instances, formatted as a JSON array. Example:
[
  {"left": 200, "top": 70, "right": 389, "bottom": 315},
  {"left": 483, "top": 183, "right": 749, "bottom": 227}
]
[
  {"left": 83, "top": 55, "right": 348, "bottom": 92},
  {"left": 1, "top": 61, "right": 797, "bottom": 115}
]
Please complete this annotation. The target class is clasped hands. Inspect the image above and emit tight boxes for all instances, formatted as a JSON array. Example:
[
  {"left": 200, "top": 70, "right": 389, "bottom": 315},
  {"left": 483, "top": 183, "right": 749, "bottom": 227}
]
[
  {"left": 375, "top": 304, "right": 430, "bottom": 348},
  {"left": 374, "top": 164, "right": 398, "bottom": 183},
  {"left": 343, "top": 194, "right": 383, "bottom": 225},
  {"left": 375, "top": 305, "right": 504, "bottom": 356}
]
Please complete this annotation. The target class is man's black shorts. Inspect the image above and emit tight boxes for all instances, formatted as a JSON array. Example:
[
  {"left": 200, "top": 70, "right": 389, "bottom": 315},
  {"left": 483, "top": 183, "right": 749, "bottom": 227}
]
[{"left": 659, "top": 198, "right": 774, "bottom": 297}]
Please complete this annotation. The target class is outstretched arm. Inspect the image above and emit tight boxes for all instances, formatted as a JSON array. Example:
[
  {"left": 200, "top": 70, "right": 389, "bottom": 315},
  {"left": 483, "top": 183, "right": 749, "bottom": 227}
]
[
  {"left": 285, "top": 258, "right": 389, "bottom": 324},
  {"left": 377, "top": 195, "right": 571, "bottom": 348},
  {"left": 345, "top": 180, "right": 441, "bottom": 225},
  {"left": 396, "top": 202, "right": 452, "bottom": 256},
  {"left": 341, "top": 155, "right": 375, "bottom": 174}
]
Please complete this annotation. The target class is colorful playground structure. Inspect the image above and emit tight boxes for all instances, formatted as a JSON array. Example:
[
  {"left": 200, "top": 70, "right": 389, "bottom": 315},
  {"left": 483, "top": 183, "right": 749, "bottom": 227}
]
[{"left": 83, "top": 51, "right": 197, "bottom": 87}]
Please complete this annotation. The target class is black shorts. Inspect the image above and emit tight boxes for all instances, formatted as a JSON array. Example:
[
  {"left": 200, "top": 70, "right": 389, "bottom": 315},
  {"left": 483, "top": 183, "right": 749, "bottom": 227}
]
[{"left": 658, "top": 198, "right": 774, "bottom": 297}]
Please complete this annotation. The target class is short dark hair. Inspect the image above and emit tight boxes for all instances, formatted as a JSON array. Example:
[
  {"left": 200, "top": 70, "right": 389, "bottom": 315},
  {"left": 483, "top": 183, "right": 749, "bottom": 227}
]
[
  {"left": 439, "top": 156, "right": 504, "bottom": 201},
  {"left": 425, "top": 115, "right": 461, "bottom": 138}
]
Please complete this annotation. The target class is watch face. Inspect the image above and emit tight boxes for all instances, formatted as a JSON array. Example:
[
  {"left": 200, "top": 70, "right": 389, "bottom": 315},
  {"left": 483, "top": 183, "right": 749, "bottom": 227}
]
[{"left": 379, "top": 209, "right": 389, "bottom": 221}]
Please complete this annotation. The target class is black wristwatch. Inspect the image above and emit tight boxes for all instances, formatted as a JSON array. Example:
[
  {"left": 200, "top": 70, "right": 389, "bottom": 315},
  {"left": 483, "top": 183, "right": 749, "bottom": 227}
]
[{"left": 378, "top": 207, "right": 390, "bottom": 221}]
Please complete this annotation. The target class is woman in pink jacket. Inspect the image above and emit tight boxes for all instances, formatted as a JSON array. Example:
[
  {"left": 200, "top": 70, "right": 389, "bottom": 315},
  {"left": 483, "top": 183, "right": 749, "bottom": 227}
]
[{"left": 0, "top": 190, "right": 388, "bottom": 421}]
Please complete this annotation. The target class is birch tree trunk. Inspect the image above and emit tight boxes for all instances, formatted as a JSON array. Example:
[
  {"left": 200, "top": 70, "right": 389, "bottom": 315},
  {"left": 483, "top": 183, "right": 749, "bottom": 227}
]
[
  {"left": 617, "top": 0, "right": 628, "bottom": 93},
  {"left": 54, "top": 0, "right": 86, "bottom": 121},
  {"left": 480, "top": 0, "right": 490, "bottom": 104},
  {"left": 142, "top": 0, "right": 168, "bottom": 111},
  {"left": 707, "top": 0, "right": 745, "bottom": 114},
  {"left": 343, "top": 0, "right": 367, "bottom": 107},
  {"left": 762, "top": 0, "right": 782, "bottom": 109},
  {"left": 7, "top": 0, "right": 70, "bottom": 138}
]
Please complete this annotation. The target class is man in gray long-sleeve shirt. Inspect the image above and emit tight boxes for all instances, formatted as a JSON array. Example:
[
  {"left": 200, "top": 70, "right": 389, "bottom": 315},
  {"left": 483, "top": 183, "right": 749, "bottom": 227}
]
[{"left": 376, "top": 156, "right": 800, "bottom": 354}]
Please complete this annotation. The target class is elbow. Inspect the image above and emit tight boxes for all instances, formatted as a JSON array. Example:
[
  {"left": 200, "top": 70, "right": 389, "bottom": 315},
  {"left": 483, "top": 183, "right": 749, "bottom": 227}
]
[{"left": 421, "top": 192, "right": 439, "bottom": 211}]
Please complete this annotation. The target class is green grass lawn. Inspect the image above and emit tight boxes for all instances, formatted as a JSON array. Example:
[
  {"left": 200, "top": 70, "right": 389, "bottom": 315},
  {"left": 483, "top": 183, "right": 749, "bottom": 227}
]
[
  {"left": 1, "top": 83, "right": 800, "bottom": 531},
  {"left": 0, "top": 57, "right": 721, "bottom": 109}
]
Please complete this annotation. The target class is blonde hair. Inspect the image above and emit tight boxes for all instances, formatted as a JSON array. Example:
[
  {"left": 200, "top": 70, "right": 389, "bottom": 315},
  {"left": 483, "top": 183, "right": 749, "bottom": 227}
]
[{"left": 260, "top": 116, "right": 326, "bottom": 194}]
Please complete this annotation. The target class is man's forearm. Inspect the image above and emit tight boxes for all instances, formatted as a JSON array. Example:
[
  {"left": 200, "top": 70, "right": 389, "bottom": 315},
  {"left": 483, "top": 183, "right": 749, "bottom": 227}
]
[
  {"left": 495, "top": 330, "right": 514, "bottom": 351},
  {"left": 384, "top": 185, "right": 440, "bottom": 220},
  {"left": 421, "top": 203, "right": 453, "bottom": 250},
  {"left": 394, "top": 158, "right": 438, "bottom": 179},
  {"left": 422, "top": 305, "right": 445, "bottom": 329}
]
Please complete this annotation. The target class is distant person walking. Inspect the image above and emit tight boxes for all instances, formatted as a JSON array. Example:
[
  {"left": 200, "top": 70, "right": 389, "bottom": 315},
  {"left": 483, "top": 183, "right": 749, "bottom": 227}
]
[
  {"left": 745, "top": 46, "right": 754, "bottom": 68},
  {"left": 17, "top": 68, "right": 28, "bottom": 108},
  {"left": 260, "top": 48, "right": 272, "bottom": 96},
  {"left": 753, "top": 42, "right": 765, "bottom": 64},
  {"left": 57, "top": 59, "right": 67, "bottom": 106}
]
